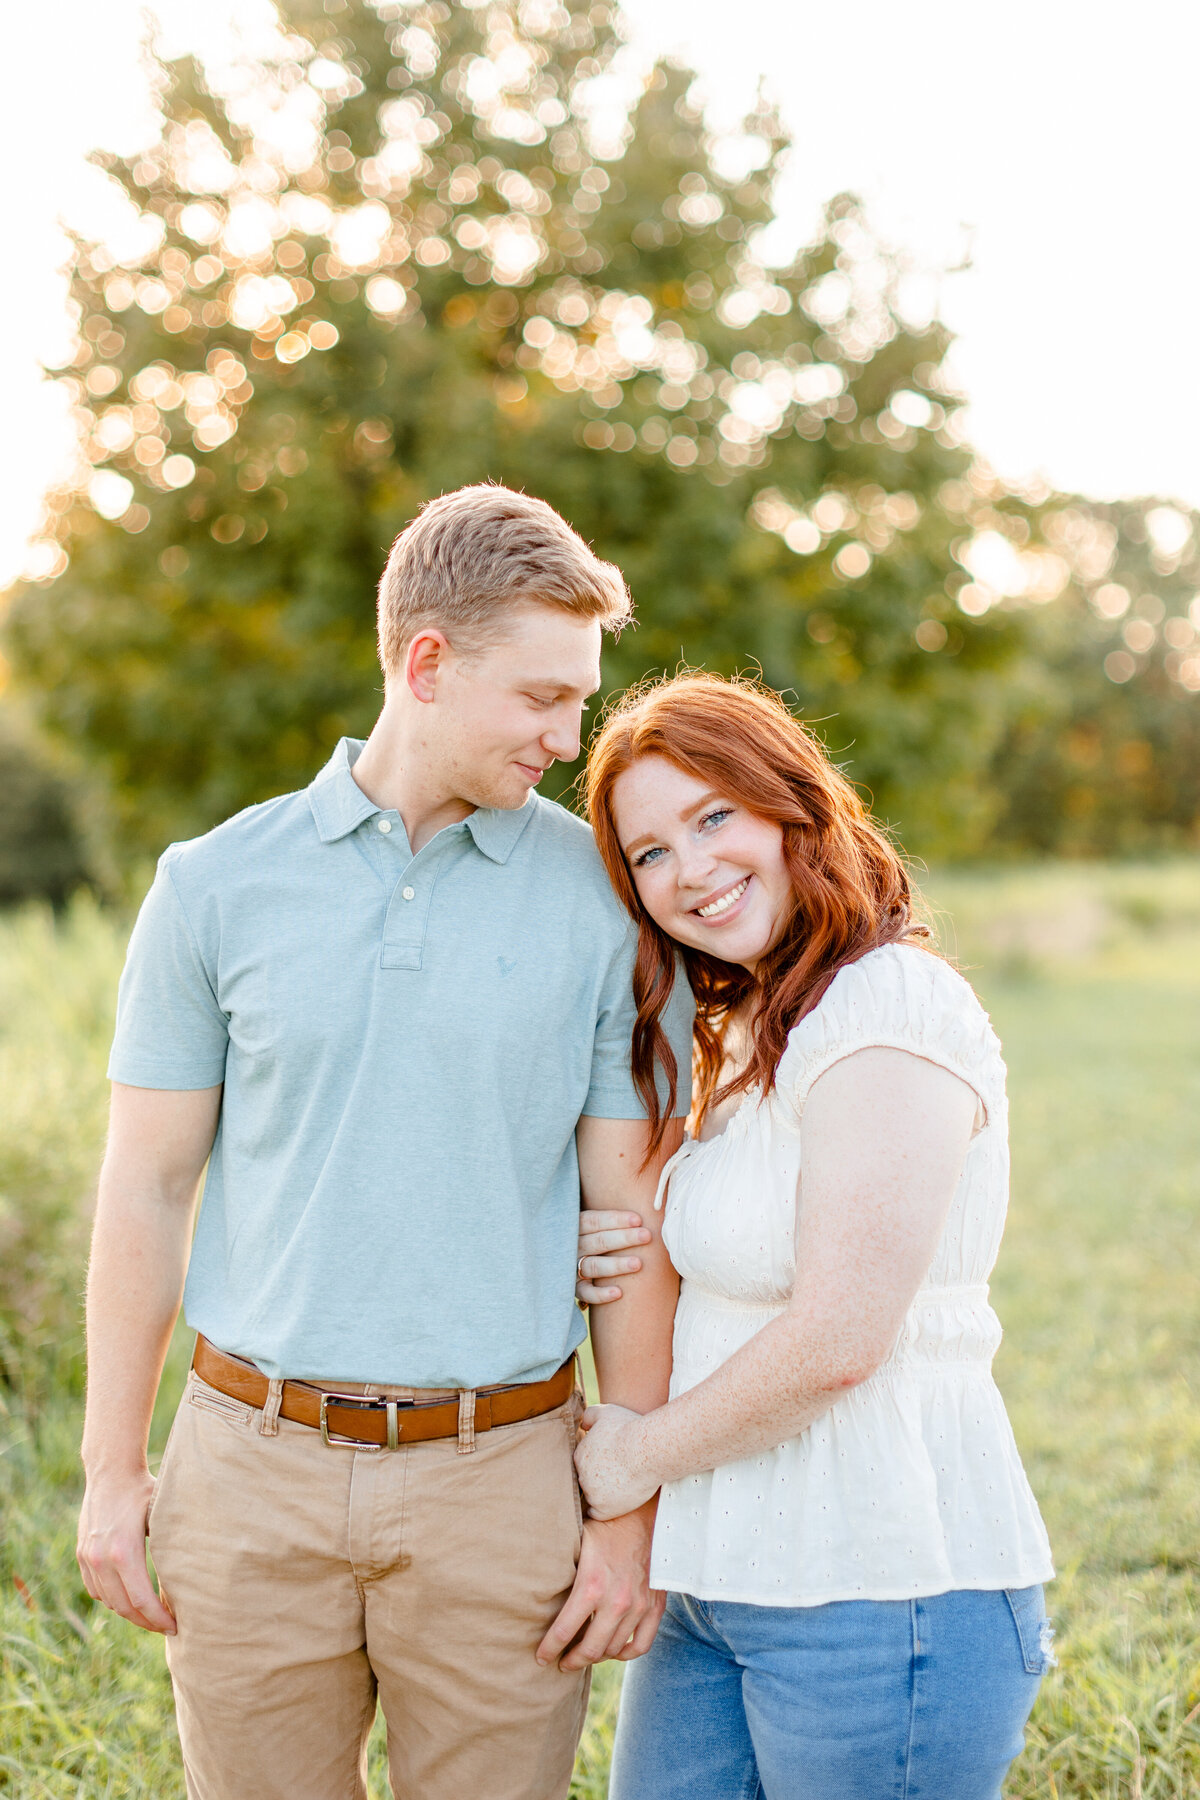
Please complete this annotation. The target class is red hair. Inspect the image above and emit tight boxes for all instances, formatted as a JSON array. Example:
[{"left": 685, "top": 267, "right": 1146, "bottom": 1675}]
[{"left": 584, "top": 673, "right": 929, "bottom": 1158}]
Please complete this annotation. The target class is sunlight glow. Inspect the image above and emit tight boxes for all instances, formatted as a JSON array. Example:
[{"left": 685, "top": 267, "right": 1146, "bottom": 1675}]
[{"left": 1, "top": 0, "right": 1198, "bottom": 589}]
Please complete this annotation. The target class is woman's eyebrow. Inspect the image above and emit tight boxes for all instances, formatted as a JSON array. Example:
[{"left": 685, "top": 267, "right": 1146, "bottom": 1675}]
[
  {"left": 622, "top": 793, "right": 727, "bottom": 859},
  {"left": 688, "top": 790, "right": 724, "bottom": 816}
]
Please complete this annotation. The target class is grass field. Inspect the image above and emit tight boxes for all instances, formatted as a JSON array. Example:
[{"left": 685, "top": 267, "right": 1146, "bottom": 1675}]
[{"left": 2, "top": 862, "right": 1199, "bottom": 1797}]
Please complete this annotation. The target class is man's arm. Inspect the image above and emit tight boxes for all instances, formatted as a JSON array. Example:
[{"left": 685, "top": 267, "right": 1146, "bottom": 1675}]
[
  {"left": 536, "top": 1113, "right": 684, "bottom": 1670},
  {"left": 76, "top": 1082, "right": 221, "bottom": 1634},
  {"left": 581, "top": 1115, "right": 683, "bottom": 1414}
]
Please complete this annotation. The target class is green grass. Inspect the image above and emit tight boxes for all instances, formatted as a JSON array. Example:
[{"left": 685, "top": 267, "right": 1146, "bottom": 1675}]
[
  {"left": 2, "top": 863, "right": 1199, "bottom": 1796},
  {"left": 930, "top": 864, "right": 1200, "bottom": 1798}
]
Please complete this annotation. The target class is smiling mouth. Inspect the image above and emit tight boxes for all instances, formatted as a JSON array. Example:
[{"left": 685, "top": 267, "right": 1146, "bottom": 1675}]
[
  {"left": 693, "top": 876, "right": 750, "bottom": 919},
  {"left": 515, "top": 761, "right": 547, "bottom": 779}
]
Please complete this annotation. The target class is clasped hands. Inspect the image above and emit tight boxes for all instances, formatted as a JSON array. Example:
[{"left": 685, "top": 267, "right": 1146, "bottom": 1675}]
[{"left": 575, "top": 1402, "right": 662, "bottom": 1521}]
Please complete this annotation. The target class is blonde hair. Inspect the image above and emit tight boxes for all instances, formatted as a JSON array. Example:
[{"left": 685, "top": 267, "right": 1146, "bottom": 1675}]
[{"left": 376, "top": 483, "right": 632, "bottom": 672}]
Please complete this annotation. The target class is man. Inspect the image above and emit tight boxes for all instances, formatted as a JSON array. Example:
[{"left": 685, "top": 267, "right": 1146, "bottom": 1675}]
[{"left": 76, "top": 485, "right": 692, "bottom": 1800}]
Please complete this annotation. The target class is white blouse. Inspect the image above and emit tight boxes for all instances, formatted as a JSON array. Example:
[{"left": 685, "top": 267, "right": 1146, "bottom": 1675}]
[{"left": 651, "top": 943, "right": 1054, "bottom": 1607}]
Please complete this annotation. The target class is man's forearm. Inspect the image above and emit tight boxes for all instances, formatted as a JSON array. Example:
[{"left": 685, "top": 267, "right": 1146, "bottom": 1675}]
[
  {"left": 81, "top": 1173, "right": 196, "bottom": 1475},
  {"left": 577, "top": 1115, "right": 684, "bottom": 1415},
  {"left": 77, "top": 1083, "right": 219, "bottom": 1635},
  {"left": 533, "top": 1113, "right": 686, "bottom": 1671},
  {"left": 540, "top": 1129, "right": 678, "bottom": 1669},
  {"left": 588, "top": 1251, "right": 678, "bottom": 1414}
]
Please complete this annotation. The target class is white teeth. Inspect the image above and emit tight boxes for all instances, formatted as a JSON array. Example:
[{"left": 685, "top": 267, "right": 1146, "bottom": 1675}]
[{"left": 696, "top": 877, "right": 749, "bottom": 919}]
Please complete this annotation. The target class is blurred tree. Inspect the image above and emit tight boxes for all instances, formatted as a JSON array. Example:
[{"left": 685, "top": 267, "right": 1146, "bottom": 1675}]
[
  {"left": 4, "top": 0, "right": 1196, "bottom": 863},
  {"left": 983, "top": 495, "right": 1200, "bottom": 854},
  {"left": 0, "top": 720, "right": 90, "bottom": 907},
  {"left": 0, "top": 0, "right": 1022, "bottom": 858}
]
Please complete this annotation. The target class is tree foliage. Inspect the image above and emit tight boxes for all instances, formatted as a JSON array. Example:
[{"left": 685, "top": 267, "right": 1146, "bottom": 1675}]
[
  {"left": 986, "top": 496, "right": 1200, "bottom": 854},
  {"left": 0, "top": 731, "right": 89, "bottom": 908},
  {"left": 4, "top": 0, "right": 1199, "bottom": 866}
]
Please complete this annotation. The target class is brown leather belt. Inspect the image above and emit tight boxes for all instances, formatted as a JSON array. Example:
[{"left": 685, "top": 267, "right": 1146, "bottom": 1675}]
[{"left": 192, "top": 1336, "right": 575, "bottom": 1450}]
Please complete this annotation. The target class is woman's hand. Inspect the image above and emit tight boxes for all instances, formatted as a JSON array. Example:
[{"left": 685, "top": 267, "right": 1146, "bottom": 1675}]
[
  {"left": 576, "top": 1211, "right": 652, "bottom": 1305},
  {"left": 574, "top": 1403, "right": 662, "bottom": 1520}
]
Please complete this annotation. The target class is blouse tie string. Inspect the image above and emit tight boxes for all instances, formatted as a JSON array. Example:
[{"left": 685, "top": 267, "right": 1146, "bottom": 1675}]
[{"left": 653, "top": 1138, "right": 699, "bottom": 1212}]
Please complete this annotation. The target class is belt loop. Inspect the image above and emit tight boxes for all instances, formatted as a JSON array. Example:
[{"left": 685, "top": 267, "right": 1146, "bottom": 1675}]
[
  {"left": 457, "top": 1388, "right": 477, "bottom": 1455},
  {"left": 259, "top": 1377, "right": 284, "bottom": 1437}
]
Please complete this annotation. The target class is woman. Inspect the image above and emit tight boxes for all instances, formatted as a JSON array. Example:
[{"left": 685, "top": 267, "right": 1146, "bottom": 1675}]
[{"left": 574, "top": 673, "right": 1054, "bottom": 1800}]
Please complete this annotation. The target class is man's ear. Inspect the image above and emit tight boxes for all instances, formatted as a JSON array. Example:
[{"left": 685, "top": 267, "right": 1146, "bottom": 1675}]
[{"left": 405, "top": 629, "right": 451, "bottom": 704}]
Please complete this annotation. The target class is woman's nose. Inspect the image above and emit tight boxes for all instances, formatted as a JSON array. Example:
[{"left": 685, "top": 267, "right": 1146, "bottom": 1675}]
[{"left": 675, "top": 842, "right": 719, "bottom": 891}]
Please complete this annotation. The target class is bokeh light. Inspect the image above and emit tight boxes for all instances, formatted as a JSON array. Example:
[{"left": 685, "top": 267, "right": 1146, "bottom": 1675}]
[{"left": 88, "top": 469, "right": 133, "bottom": 519}]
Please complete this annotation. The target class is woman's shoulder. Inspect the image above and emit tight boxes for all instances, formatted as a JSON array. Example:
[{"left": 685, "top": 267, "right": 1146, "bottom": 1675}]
[
  {"left": 776, "top": 941, "right": 1002, "bottom": 1113},
  {"left": 823, "top": 940, "right": 986, "bottom": 1021}
]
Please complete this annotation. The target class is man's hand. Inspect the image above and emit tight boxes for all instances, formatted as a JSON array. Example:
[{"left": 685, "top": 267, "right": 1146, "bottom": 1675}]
[
  {"left": 536, "top": 1504, "right": 664, "bottom": 1670},
  {"left": 77, "top": 1468, "right": 177, "bottom": 1635}
]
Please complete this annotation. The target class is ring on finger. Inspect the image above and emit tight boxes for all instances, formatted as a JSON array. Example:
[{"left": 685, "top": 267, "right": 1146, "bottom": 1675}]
[{"left": 577, "top": 1256, "right": 587, "bottom": 1280}]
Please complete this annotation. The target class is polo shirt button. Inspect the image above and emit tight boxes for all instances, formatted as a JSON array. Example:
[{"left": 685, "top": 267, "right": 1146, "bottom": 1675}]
[
  {"left": 377, "top": 819, "right": 392, "bottom": 834},
  {"left": 402, "top": 886, "right": 415, "bottom": 900}
]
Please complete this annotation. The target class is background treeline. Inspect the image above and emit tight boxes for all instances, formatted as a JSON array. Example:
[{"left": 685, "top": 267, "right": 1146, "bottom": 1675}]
[{"left": 2, "top": 0, "right": 1198, "bottom": 896}]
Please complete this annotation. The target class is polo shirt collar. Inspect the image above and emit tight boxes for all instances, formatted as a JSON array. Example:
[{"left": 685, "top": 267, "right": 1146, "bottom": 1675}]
[
  {"left": 308, "top": 739, "right": 379, "bottom": 842},
  {"left": 465, "top": 796, "right": 537, "bottom": 864},
  {"left": 308, "top": 737, "right": 538, "bottom": 863}
]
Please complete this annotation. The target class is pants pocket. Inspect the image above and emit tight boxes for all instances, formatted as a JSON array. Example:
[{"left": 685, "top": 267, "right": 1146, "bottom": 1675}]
[
  {"left": 146, "top": 1411, "right": 180, "bottom": 1534},
  {"left": 187, "top": 1373, "right": 254, "bottom": 1429},
  {"left": 1004, "top": 1585, "right": 1055, "bottom": 1675},
  {"left": 146, "top": 1404, "right": 187, "bottom": 1608},
  {"left": 563, "top": 1397, "right": 585, "bottom": 1548}
]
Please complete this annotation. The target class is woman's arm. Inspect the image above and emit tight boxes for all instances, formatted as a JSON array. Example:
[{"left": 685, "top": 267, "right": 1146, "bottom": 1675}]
[{"left": 575, "top": 1047, "right": 979, "bottom": 1518}]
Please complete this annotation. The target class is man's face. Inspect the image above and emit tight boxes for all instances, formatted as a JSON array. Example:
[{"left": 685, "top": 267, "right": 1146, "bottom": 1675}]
[{"left": 432, "top": 604, "right": 603, "bottom": 811}]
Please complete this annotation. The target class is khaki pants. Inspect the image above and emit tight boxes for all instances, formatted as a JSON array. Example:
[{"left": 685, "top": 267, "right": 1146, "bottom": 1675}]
[{"left": 148, "top": 1369, "right": 590, "bottom": 1800}]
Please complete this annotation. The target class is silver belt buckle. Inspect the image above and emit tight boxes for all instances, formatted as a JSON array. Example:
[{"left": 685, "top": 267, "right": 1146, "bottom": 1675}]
[{"left": 318, "top": 1391, "right": 408, "bottom": 1450}]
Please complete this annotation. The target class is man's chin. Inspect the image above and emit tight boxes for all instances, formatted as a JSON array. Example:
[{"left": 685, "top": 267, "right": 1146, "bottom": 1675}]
[{"left": 469, "top": 770, "right": 541, "bottom": 812}]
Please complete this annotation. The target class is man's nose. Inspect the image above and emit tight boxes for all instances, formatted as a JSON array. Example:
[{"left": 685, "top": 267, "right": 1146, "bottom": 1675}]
[{"left": 540, "top": 711, "right": 583, "bottom": 766}]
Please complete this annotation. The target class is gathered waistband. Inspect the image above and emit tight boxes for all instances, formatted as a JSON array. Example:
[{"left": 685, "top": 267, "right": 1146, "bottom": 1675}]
[
  {"left": 677, "top": 1285, "right": 787, "bottom": 1314},
  {"left": 910, "top": 1283, "right": 990, "bottom": 1304},
  {"left": 678, "top": 1280, "right": 990, "bottom": 1311},
  {"left": 676, "top": 1280, "right": 1002, "bottom": 1368}
]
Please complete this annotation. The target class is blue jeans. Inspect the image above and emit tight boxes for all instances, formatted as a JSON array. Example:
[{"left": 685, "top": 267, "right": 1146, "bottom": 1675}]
[{"left": 610, "top": 1586, "right": 1052, "bottom": 1800}]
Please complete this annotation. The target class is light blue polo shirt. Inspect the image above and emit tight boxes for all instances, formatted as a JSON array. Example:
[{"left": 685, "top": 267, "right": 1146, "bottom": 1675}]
[{"left": 108, "top": 738, "right": 693, "bottom": 1387}]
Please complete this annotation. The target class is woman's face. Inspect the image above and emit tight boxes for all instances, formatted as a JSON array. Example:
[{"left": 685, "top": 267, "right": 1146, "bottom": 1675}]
[{"left": 611, "top": 755, "right": 793, "bottom": 973}]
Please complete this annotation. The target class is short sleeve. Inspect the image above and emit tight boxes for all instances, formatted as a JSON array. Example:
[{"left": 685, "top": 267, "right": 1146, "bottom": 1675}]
[
  {"left": 582, "top": 929, "right": 694, "bottom": 1120},
  {"left": 774, "top": 945, "right": 1001, "bottom": 1133},
  {"left": 107, "top": 854, "right": 230, "bottom": 1090}
]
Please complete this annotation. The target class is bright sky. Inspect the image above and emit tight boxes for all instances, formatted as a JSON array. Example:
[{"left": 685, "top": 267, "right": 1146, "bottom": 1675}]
[{"left": 2, "top": 0, "right": 1196, "bottom": 588}]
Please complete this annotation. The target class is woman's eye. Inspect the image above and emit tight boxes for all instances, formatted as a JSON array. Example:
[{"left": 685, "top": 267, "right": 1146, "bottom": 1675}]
[
  {"left": 633, "top": 846, "right": 665, "bottom": 868},
  {"left": 700, "top": 808, "right": 733, "bottom": 831}
]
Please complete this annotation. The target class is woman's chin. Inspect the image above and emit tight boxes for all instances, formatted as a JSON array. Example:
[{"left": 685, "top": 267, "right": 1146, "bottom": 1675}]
[{"left": 675, "top": 919, "right": 770, "bottom": 967}]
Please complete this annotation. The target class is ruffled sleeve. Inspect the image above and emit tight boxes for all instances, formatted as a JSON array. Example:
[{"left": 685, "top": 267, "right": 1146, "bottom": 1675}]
[{"left": 774, "top": 944, "right": 1003, "bottom": 1133}]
